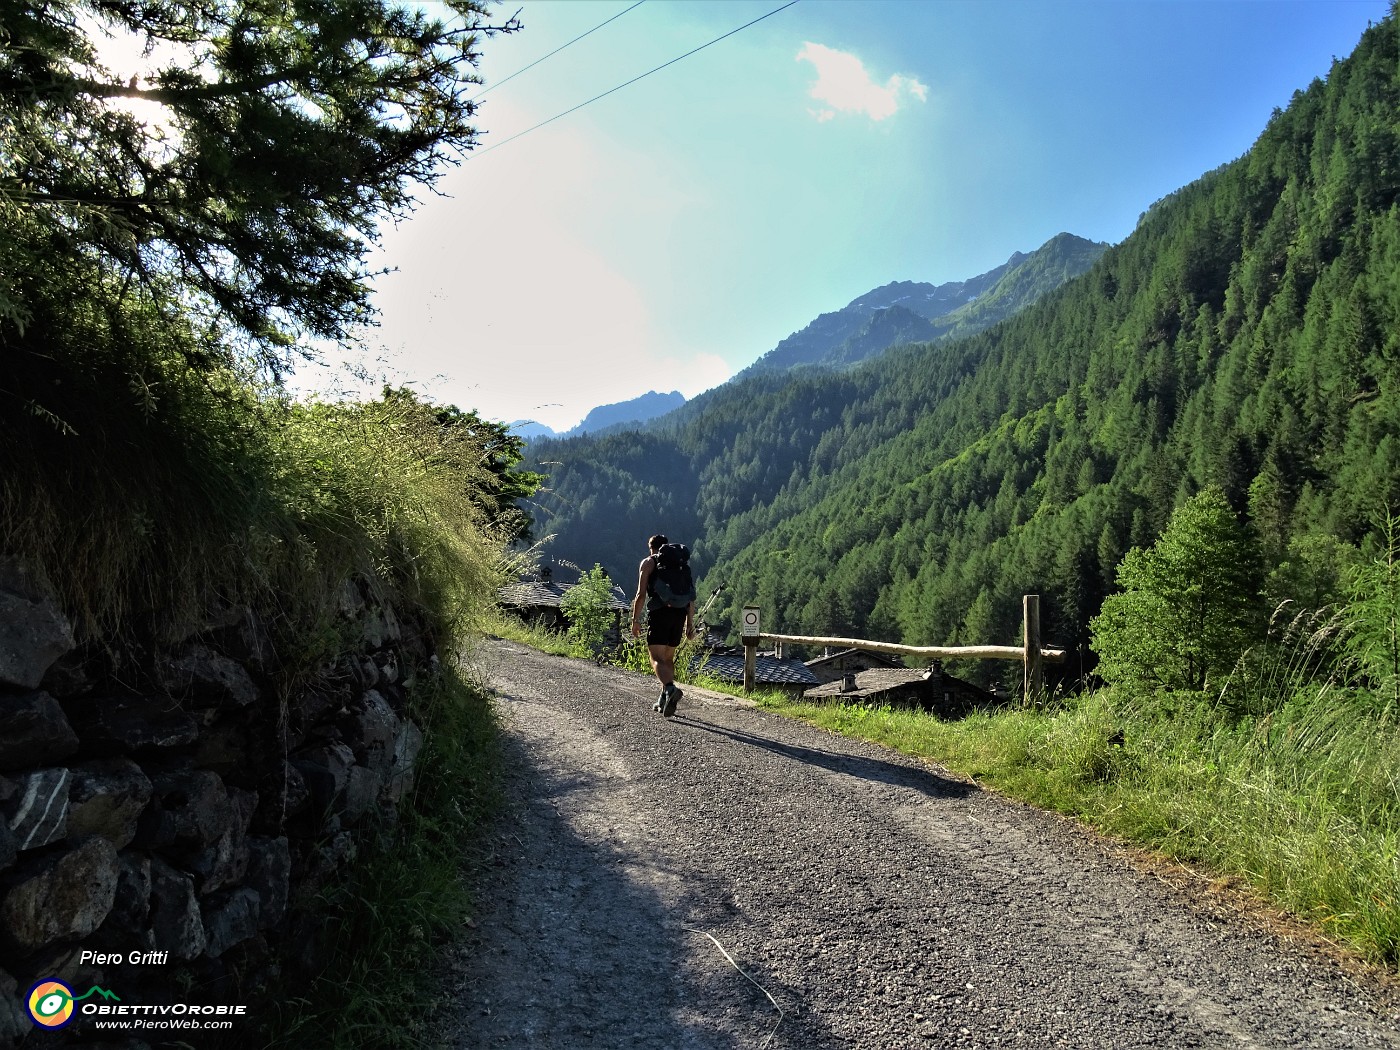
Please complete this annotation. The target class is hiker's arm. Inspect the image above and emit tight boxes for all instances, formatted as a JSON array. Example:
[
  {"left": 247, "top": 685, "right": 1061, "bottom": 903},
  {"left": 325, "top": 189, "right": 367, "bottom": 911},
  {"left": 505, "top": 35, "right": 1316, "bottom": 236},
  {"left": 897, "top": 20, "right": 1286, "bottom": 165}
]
[
  {"left": 686, "top": 600, "right": 695, "bottom": 639},
  {"left": 631, "top": 562, "right": 650, "bottom": 637}
]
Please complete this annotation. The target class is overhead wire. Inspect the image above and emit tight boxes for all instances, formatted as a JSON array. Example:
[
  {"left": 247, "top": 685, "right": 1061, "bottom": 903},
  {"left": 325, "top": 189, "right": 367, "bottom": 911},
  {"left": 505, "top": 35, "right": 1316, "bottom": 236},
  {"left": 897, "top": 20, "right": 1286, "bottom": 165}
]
[
  {"left": 469, "top": 0, "right": 801, "bottom": 160},
  {"left": 469, "top": 1, "right": 648, "bottom": 102}
]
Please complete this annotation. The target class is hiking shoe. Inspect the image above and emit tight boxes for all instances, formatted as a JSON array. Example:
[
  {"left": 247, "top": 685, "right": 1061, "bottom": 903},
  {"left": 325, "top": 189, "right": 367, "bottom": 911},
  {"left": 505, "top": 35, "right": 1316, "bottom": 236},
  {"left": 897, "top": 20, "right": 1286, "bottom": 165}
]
[
  {"left": 653, "top": 689, "right": 667, "bottom": 714},
  {"left": 662, "top": 685, "right": 681, "bottom": 717}
]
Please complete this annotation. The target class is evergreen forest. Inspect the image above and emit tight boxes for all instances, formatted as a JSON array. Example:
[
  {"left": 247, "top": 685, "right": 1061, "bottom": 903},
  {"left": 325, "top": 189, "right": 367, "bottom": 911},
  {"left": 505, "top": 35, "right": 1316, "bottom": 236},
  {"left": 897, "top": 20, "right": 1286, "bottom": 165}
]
[{"left": 527, "top": 12, "right": 1400, "bottom": 692}]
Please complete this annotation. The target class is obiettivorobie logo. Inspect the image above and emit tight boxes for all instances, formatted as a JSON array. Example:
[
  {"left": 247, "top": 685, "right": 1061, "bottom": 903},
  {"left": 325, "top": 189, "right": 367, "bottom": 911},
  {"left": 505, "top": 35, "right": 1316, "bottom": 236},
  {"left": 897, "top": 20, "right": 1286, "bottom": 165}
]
[{"left": 27, "top": 979, "right": 120, "bottom": 1029}]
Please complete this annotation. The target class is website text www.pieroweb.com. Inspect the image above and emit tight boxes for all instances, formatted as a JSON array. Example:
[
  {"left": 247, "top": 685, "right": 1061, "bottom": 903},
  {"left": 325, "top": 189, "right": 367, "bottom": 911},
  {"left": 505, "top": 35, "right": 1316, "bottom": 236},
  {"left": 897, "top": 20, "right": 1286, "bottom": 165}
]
[{"left": 24, "top": 950, "right": 249, "bottom": 1034}]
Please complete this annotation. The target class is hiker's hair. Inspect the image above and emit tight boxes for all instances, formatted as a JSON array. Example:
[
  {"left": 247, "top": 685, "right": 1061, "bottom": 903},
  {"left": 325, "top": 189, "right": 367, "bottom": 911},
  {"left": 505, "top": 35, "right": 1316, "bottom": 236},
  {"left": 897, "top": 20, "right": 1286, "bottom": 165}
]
[{"left": 649, "top": 534, "right": 668, "bottom": 552}]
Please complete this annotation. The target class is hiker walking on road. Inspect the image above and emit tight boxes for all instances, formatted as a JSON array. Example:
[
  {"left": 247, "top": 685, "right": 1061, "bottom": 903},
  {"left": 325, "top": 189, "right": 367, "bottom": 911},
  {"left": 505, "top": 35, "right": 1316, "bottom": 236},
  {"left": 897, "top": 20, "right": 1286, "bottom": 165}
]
[{"left": 631, "top": 534, "right": 696, "bottom": 717}]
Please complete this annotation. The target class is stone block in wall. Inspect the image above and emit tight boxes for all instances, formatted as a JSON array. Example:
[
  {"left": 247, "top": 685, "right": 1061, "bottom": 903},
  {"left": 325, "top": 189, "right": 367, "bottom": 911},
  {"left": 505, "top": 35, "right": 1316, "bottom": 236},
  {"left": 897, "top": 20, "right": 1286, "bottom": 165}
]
[
  {"left": 0, "top": 835, "right": 119, "bottom": 954},
  {"left": 246, "top": 836, "right": 290, "bottom": 930},
  {"left": 340, "top": 688, "right": 400, "bottom": 775},
  {"left": 388, "top": 720, "right": 425, "bottom": 804},
  {"left": 189, "top": 787, "right": 255, "bottom": 895},
  {"left": 0, "top": 691, "right": 79, "bottom": 770},
  {"left": 156, "top": 642, "right": 260, "bottom": 709},
  {"left": 61, "top": 693, "right": 199, "bottom": 756},
  {"left": 137, "top": 770, "right": 233, "bottom": 852},
  {"left": 0, "top": 555, "right": 75, "bottom": 690},
  {"left": 3, "top": 767, "right": 70, "bottom": 851},
  {"left": 342, "top": 764, "right": 384, "bottom": 826},
  {"left": 252, "top": 761, "right": 309, "bottom": 837},
  {"left": 0, "top": 968, "right": 25, "bottom": 1047},
  {"left": 361, "top": 603, "right": 402, "bottom": 649},
  {"left": 149, "top": 857, "right": 207, "bottom": 960},
  {"left": 203, "top": 886, "right": 261, "bottom": 958},
  {"left": 105, "top": 850, "right": 153, "bottom": 940},
  {"left": 292, "top": 742, "right": 355, "bottom": 820},
  {"left": 0, "top": 819, "right": 15, "bottom": 873},
  {"left": 66, "top": 758, "right": 153, "bottom": 849}
]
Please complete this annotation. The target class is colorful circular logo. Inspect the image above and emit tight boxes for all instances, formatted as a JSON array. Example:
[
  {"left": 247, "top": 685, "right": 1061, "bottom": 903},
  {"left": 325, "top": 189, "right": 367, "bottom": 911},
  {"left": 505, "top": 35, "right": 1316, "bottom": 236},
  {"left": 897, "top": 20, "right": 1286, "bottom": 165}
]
[{"left": 27, "top": 979, "right": 76, "bottom": 1029}]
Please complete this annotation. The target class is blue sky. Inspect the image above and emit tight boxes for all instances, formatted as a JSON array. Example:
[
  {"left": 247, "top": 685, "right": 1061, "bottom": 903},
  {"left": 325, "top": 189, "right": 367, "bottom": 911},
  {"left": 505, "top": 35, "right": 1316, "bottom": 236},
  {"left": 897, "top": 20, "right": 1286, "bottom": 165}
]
[{"left": 307, "top": 0, "right": 1392, "bottom": 432}]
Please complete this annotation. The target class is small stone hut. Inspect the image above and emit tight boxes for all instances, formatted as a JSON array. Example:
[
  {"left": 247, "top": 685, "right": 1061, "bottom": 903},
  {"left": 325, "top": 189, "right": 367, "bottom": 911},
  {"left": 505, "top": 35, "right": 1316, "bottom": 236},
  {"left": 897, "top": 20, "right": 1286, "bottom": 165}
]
[
  {"left": 499, "top": 565, "right": 629, "bottom": 634},
  {"left": 804, "top": 661, "right": 998, "bottom": 718},
  {"left": 804, "top": 647, "right": 905, "bottom": 686}
]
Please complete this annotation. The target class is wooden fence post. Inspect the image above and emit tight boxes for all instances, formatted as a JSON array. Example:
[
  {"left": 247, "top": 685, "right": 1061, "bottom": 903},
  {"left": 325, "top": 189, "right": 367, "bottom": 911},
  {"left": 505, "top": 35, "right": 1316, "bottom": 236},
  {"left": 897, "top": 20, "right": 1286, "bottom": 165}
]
[{"left": 1023, "top": 594, "right": 1042, "bottom": 706}]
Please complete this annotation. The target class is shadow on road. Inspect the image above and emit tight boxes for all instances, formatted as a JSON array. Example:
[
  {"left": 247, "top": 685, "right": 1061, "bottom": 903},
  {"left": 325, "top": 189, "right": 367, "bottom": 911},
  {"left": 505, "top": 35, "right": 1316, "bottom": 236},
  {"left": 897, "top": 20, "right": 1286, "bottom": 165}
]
[{"left": 669, "top": 715, "right": 975, "bottom": 800}]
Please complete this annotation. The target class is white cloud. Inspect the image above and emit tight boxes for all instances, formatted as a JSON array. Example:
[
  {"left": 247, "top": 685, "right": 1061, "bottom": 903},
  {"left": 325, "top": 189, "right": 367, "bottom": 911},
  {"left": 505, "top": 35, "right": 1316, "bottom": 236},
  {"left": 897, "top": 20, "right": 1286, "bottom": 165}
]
[{"left": 796, "top": 42, "right": 929, "bottom": 122}]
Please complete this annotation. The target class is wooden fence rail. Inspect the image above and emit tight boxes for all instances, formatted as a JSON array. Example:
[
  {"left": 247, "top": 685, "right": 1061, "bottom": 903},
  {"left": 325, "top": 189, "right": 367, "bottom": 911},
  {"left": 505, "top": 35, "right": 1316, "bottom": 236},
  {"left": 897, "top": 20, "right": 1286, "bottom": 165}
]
[{"left": 742, "top": 595, "right": 1064, "bottom": 703}]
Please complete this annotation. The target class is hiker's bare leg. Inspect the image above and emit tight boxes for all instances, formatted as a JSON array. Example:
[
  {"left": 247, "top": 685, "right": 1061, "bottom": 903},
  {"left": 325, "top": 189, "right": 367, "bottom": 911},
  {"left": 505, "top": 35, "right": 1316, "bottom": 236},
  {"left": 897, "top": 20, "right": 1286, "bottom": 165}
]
[{"left": 648, "top": 643, "right": 677, "bottom": 688}]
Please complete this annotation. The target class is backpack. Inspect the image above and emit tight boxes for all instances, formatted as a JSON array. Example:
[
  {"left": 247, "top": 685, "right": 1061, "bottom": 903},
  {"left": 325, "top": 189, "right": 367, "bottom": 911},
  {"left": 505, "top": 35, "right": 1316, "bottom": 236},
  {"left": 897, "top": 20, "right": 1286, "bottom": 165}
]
[{"left": 648, "top": 543, "right": 696, "bottom": 609}]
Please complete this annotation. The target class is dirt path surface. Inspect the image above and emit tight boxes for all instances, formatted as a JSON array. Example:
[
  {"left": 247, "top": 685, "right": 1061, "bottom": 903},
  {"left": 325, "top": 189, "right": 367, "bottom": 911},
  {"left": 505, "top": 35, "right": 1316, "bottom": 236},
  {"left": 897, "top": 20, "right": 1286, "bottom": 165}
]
[{"left": 434, "top": 640, "right": 1400, "bottom": 1049}]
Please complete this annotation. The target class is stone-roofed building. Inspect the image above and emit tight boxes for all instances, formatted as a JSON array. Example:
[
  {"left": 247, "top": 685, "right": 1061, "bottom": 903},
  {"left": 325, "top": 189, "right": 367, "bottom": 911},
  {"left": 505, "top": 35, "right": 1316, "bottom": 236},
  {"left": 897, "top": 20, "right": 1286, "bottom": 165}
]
[
  {"left": 693, "top": 649, "right": 819, "bottom": 697},
  {"left": 804, "top": 661, "right": 999, "bottom": 719},
  {"left": 499, "top": 564, "right": 629, "bottom": 633},
  {"left": 804, "top": 647, "right": 905, "bottom": 686}
]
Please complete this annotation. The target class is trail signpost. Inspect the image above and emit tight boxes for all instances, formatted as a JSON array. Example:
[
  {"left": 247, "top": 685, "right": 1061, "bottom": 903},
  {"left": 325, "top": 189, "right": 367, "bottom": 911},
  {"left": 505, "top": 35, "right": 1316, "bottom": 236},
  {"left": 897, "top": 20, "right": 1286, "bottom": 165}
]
[
  {"left": 742, "top": 606, "right": 760, "bottom": 691},
  {"left": 741, "top": 607, "right": 761, "bottom": 638}
]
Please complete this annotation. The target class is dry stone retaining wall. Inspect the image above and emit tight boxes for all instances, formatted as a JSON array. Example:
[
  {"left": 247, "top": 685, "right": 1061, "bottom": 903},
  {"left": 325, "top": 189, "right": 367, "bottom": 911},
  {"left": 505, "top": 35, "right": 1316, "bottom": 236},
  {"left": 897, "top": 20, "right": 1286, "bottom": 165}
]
[{"left": 0, "top": 555, "right": 432, "bottom": 1046}]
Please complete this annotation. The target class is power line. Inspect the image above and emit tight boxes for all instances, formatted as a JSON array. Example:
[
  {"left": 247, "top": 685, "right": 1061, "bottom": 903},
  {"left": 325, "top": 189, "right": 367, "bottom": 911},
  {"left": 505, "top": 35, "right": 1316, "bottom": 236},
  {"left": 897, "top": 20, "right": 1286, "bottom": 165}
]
[
  {"left": 471, "top": 1, "right": 648, "bottom": 102},
  {"left": 470, "top": 0, "right": 801, "bottom": 160}
]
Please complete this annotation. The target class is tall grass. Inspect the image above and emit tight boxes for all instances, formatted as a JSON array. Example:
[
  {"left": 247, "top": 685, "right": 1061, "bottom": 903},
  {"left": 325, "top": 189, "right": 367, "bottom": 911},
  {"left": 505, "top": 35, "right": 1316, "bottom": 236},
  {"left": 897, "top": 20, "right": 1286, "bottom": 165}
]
[{"left": 3, "top": 336, "right": 505, "bottom": 675}]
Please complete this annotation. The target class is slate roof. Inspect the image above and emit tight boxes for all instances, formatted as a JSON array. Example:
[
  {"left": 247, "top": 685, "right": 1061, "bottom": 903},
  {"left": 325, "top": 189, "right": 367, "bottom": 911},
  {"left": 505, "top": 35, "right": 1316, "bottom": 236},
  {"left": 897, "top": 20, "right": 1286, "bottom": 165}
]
[
  {"left": 806, "top": 668, "right": 927, "bottom": 701},
  {"left": 693, "top": 654, "right": 820, "bottom": 687},
  {"left": 500, "top": 580, "right": 630, "bottom": 612},
  {"left": 804, "top": 648, "right": 904, "bottom": 670}
]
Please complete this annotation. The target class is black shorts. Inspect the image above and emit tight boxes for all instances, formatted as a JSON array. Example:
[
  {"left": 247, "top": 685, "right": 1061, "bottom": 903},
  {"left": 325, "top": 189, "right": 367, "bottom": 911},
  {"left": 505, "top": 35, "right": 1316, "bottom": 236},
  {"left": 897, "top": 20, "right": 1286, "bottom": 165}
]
[{"left": 646, "top": 605, "right": 687, "bottom": 647}]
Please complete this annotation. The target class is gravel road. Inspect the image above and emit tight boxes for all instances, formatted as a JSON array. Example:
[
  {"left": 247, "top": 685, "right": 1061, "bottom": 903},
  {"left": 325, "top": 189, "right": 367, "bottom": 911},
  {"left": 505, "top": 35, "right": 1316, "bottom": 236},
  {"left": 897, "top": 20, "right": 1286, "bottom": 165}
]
[{"left": 434, "top": 640, "right": 1400, "bottom": 1049}]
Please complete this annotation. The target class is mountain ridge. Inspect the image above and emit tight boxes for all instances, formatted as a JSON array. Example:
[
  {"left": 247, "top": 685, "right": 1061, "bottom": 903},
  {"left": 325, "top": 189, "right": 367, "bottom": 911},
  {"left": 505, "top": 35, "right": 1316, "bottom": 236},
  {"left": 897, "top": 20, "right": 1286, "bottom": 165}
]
[
  {"left": 735, "top": 234, "right": 1104, "bottom": 381},
  {"left": 513, "top": 389, "right": 685, "bottom": 441}
]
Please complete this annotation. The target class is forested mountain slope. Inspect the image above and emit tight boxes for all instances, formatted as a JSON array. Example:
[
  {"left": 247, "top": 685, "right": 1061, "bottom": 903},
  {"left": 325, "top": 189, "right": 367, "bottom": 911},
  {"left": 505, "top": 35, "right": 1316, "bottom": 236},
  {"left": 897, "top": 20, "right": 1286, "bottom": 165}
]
[
  {"left": 527, "top": 235, "right": 1106, "bottom": 581},
  {"left": 529, "top": 13, "right": 1400, "bottom": 682},
  {"left": 707, "top": 14, "right": 1400, "bottom": 673}
]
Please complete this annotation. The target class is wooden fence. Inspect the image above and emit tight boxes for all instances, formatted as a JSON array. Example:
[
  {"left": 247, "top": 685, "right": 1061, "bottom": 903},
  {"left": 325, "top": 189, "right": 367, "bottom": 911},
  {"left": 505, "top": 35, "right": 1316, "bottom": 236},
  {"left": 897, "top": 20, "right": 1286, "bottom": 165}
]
[{"left": 742, "top": 594, "right": 1065, "bottom": 702}]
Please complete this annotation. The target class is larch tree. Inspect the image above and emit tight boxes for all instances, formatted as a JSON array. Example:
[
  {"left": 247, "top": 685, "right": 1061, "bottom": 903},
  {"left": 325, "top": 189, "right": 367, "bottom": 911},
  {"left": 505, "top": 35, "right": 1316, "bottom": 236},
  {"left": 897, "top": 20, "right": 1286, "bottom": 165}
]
[{"left": 0, "top": 0, "right": 519, "bottom": 371}]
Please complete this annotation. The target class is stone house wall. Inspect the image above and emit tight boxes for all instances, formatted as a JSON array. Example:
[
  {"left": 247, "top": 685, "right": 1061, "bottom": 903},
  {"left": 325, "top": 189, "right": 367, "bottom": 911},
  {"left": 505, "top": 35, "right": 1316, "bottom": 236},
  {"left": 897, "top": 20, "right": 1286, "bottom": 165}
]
[{"left": 0, "top": 555, "right": 433, "bottom": 1045}]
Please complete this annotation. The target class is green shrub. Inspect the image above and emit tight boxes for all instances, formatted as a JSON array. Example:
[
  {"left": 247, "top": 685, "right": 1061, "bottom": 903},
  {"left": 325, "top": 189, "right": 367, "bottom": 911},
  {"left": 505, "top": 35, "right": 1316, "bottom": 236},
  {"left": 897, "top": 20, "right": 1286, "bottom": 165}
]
[
  {"left": 1091, "top": 486, "right": 1267, "bottom": 694},
  {"left": 559, "top": 565, "right": 618, "bottom": 656}
]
